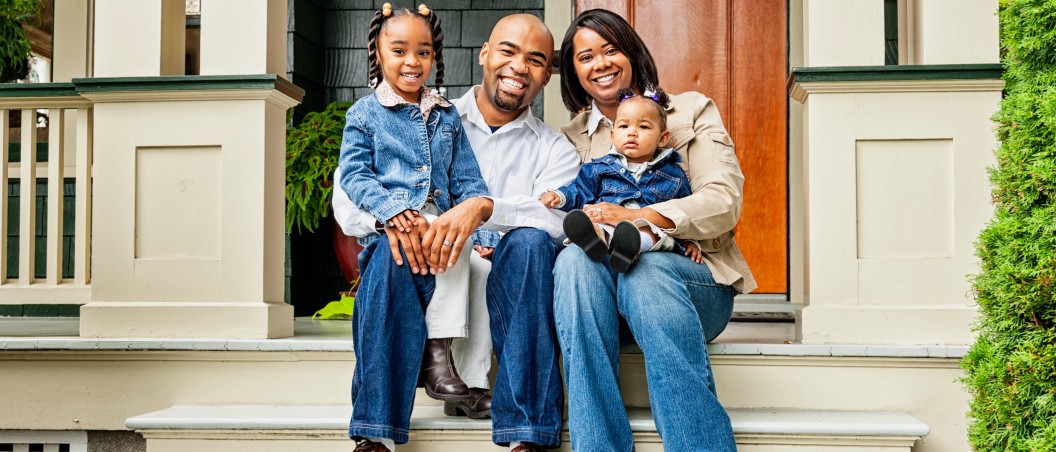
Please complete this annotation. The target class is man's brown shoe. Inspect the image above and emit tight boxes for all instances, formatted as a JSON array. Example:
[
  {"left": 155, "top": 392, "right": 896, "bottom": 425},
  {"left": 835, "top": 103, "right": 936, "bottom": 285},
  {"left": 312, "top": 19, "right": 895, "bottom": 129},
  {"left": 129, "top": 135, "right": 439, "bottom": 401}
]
[
  {"left": 443, "top": 387, "right": 492, "bottom": 419},
  {"left": 353, "top": 438, "right": 390, "bottom": 451},
  {"left": 420, "top": 338, "right": 471, "bottom": 401},
  {"left": 511, "top": 443, "right": 547, "bottom": 451}
]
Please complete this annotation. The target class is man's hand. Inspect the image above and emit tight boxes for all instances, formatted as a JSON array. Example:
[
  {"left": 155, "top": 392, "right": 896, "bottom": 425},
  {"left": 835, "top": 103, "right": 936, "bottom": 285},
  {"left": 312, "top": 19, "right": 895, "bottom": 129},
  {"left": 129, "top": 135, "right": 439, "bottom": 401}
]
[
  {"left": 539, "top": 191, "right": 561, "bottom": 208},
  {"left": 422, "top": 197, "right": 494, "bottom": 273},
  {"left": 383, "top": 215, "right": 430, "bottom": 275}
]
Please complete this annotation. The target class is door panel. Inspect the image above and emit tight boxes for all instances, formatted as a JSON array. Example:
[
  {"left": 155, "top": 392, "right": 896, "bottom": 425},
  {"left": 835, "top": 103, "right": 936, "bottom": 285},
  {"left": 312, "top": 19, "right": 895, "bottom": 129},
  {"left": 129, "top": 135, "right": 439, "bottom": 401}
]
[{"left": 574, "top": 0, "right": 788, "bottom": 293}]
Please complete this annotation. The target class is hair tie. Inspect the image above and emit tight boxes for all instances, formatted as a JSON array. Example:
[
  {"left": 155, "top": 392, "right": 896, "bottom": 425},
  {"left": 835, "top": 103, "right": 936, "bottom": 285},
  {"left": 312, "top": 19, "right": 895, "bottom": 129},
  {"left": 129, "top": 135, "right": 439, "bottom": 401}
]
[
  {"left": 381, "top": 2, "right": 392, "bottom": 16},
  {"left": 642, "top": 89, "right": 660, "bottom": 103},
  {"left": 618, "top": 91, "right": 637, "bottom": 102},
  {"left": 418, "top": 4, "right": 430, "bottom": 16}
]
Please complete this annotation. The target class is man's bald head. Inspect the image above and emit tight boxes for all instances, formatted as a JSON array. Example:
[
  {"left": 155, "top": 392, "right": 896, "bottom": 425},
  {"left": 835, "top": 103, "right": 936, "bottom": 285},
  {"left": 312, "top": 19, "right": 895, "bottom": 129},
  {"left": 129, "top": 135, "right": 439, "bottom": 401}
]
[
  {"left": 476, "top": 14, "right": 555, "bottom": 123},
  {"left": 489, "top": 14, "right": 554, "bottom": 52}
]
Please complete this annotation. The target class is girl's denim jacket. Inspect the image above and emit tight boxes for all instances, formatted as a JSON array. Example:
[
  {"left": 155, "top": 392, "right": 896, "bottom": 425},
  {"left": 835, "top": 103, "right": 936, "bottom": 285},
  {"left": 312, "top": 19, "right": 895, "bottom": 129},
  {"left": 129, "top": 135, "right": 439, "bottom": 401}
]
[
  {"left": 554, "top": 147, "right": 691, "bottom": 211},
  {"left": 338, "top": 92, "right": 490, "bottom": 244}
]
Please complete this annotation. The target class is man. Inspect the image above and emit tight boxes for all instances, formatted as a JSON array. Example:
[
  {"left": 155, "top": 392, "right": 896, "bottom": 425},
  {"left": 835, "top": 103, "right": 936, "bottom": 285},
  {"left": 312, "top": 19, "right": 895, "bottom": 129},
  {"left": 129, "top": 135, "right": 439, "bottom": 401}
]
[{"left": 334, "top": 14, "right": 580, "bottom": 452}]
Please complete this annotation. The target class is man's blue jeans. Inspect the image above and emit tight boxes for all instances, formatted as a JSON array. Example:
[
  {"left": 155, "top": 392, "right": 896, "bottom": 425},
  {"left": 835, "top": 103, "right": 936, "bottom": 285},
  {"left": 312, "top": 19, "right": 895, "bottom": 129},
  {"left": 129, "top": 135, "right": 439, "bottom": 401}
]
[
  {"left": 348, "top": 238, "right": 435, "bottom": 444},
  {"left": 553, "top": 246, "right": 737, "bottom": 452},
  {"left": 487, "top": 228, "right": 564, "bottom": 447}
]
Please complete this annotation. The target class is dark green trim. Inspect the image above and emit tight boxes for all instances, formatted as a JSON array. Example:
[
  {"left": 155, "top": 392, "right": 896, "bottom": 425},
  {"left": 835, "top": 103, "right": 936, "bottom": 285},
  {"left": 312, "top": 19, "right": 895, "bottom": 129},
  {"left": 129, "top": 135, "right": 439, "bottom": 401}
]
[
  {"left": 1, "top": 76, "right": 305, "bottom": 101},
  {"left": 72, "top": 75, "right": 305, "bottom": 101},
  {"left": 0, "top": 82, "right": 78, "bottom": 98},
  {"left": 790, "top": 64, "right": 1004, "bottom": 85}
]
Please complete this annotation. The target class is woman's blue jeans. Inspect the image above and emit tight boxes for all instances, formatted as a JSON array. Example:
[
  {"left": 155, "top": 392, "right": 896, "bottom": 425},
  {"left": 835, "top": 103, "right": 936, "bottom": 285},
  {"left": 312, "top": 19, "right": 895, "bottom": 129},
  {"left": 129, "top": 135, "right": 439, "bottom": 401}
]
[{"left": 553, "top": 246, "right": 737, "bottom": 452}]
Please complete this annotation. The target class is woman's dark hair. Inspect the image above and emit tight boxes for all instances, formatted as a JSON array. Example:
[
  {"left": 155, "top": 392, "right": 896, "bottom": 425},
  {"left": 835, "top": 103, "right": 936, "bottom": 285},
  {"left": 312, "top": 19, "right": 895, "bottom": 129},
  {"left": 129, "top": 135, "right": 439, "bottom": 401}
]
[
  {"left": 559, "top": 9, "right": 660, "bottom": 113},
  {"left": 366, "top": 6, "right": 445, "bottom": 90},
  {"left": 615, "top": 86, "right": 670, "bottom": 129}
]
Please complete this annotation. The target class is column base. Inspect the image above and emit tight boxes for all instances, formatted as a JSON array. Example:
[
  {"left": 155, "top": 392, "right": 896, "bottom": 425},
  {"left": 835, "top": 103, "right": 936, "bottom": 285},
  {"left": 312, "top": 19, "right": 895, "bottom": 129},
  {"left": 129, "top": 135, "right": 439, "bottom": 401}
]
[
  {"left": 80, "top": 302, "right": 294, "bottom": 339},
  {"left": 797, "top": 304, "right": 978, "bottom": 345}
]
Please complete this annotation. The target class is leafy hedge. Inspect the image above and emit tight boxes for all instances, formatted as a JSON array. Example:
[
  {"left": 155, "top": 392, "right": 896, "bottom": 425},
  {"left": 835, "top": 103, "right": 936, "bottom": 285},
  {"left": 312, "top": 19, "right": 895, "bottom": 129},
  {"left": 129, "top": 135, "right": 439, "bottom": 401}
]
[
  {"left": 0, "top": 0, "right": 40, "bottom": 82},
  {"left": 962, "top": 1, "right": 1056, "bottom": 450}
]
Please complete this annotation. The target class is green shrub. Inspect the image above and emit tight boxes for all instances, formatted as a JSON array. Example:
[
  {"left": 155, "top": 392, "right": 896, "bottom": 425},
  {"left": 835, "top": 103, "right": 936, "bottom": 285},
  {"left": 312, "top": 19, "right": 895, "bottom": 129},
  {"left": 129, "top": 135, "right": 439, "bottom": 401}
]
[
  {"left": 0, "top": 0, "right": 40, "bottom": 82},
  {"left": 963, "top": 1, "right": 1056, "bottom": 450},
  {"left": 285, "top": 101, "right": 352, "bottom": 233}
]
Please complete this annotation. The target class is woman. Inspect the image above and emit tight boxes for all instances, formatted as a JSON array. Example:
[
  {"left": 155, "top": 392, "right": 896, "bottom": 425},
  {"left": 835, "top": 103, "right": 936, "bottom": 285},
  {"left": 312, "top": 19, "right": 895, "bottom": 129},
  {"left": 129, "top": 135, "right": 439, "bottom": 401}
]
[{"left": 553, "top": 9, "right": 757, "bottom": 452}]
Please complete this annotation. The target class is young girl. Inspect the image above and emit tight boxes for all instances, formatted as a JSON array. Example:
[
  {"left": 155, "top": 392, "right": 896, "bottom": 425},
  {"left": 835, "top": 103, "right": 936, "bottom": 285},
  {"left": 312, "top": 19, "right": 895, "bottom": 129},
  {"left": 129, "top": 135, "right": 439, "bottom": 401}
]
[
  {"left": 541, "top": 87, "right": 704, "bottom": 273},
  {"left": 338, "top": 4, "right": 490, "bottom": 451}
]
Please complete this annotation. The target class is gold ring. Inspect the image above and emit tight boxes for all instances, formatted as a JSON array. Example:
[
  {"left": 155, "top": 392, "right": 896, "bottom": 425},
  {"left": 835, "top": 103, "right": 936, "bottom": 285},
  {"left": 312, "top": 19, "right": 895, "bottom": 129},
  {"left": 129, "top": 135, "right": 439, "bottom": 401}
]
[{"left": 442, "top": 241, "right": 454, "bottom": 247}]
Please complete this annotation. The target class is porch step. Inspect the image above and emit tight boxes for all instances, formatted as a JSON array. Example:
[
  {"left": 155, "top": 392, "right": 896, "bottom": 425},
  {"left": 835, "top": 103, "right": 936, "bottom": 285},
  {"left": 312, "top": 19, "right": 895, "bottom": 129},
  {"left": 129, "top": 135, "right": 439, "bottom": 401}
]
[{"left": 125, "top": 404, "right": 928, "bottom": 451}]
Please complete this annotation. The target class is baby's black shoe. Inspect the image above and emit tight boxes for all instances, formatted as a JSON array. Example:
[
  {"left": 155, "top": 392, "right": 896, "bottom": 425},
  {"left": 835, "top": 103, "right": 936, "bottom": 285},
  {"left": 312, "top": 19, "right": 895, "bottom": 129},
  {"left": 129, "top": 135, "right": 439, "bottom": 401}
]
[{"left": 608, "top": 221, "right": 641, "bottom": 273}]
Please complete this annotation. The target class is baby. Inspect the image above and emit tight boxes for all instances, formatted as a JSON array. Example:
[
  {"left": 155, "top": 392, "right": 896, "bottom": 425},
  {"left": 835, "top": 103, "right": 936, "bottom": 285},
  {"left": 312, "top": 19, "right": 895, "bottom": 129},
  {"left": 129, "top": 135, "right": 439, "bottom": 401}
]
[{"left": 541, "top": 87, "right": 703, "bottom": 272}]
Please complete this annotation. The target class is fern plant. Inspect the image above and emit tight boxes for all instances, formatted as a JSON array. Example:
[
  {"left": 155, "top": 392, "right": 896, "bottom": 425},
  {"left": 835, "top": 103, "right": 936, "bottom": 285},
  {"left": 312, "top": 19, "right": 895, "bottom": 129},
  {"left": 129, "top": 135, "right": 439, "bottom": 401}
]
[
  {"left": 0, "top": 0, "right": 41, "bottom": 82},
  {"left": 962, "top": 1, "right": 1056, "bottom": 450},
  {"left": 285, "top": 101, "right": 352, "bottom": 233}
]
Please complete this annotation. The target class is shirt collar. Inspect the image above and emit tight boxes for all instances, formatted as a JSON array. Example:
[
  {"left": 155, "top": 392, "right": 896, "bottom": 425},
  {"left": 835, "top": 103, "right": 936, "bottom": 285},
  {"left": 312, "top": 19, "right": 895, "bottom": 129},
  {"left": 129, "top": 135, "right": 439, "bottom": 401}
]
[
  {"left": 375, "top": 80, "right": 451, "bottom": 112},
  {"left": 587, "top": 101, "right": 612, "bottom": 137},
  {"left": 456, "top": 86, "right": 541, "bottom": 137},
  {"left": 606, "top": 146, "right": 676, "bottom": 169}
]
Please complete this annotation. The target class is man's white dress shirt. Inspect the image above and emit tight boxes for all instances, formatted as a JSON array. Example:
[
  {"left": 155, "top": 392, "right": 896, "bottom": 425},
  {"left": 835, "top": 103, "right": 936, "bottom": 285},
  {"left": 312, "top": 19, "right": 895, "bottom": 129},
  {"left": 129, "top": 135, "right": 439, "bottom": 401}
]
[{"left": 333, "top": 86, "right": 580, "bottom": 239}]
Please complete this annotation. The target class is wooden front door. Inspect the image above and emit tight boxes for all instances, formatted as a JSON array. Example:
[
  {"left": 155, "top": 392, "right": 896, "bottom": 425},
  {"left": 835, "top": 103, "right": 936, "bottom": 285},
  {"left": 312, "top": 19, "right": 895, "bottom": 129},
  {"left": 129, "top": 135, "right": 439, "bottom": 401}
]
[{"left": 574, "top": 0, "right": 788, "bottom": 293}]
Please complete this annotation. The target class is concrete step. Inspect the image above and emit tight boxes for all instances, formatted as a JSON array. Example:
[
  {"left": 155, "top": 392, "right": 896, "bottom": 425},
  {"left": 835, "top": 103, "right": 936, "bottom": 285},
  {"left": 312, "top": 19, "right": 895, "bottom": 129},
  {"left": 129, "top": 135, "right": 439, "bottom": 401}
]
[
  {"left": 0, "top": 318, "right": 968, "bottom": 451},
  {"left": 125, "top": 404, "right": 929, "bottom": 452}
]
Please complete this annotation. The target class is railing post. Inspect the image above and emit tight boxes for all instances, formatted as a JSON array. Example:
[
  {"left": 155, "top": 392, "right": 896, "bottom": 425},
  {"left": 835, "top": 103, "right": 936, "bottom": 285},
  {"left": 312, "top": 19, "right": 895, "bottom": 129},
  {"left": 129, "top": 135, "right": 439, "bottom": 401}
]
[
  {"left": 45, "top": 109, "right": 66, "bottom": 285},
  {"left": 74, "top": 108, "right": 92, "bottom": 285},
  {"left": 18, "top": 109, "right": 37, "bottom": 286},
  {"left": 0, "top": 109, "right": 8, "bottom": 284}
]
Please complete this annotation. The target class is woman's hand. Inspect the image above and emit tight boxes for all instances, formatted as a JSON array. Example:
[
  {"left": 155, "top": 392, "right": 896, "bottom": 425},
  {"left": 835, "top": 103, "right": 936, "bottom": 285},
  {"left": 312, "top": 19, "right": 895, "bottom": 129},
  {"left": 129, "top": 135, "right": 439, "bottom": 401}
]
[
  {"left": 583, "top": 202, "right": 630, "bottom": 225},
  {"left": 383, "top": 215, "right": 430, "bottom": 275},
  {"left": 584, "top": 202, "right": 676, "bottom": 229}
]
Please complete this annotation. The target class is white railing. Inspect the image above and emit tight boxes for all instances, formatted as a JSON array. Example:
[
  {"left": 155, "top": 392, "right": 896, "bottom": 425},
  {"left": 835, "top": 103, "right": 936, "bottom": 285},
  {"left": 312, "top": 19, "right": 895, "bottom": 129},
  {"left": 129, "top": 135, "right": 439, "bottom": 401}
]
[
  {"left": 0, "top": 84, "right": 92, "bottom": 305},
  {"left": 0, "top": 430, "right": 88, "bottom": 452}
]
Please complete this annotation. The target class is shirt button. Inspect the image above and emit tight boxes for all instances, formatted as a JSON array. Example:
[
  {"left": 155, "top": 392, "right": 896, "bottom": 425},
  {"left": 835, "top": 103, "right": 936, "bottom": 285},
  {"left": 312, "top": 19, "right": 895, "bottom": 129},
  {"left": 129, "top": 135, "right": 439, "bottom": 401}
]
[
  {"left": 636, "top": 191, "right": 641, "bottom": 196},
  {"left": 434, "top": 189, "right": 442, "bottom": 197}
]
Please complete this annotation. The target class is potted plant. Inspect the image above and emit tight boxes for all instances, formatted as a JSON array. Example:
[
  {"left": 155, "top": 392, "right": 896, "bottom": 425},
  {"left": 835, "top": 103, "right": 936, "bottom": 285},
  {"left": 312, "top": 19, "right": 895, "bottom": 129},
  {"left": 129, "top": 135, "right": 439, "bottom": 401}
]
[{"left": 285, "top": 100, "right": 363, "bottom": 296}]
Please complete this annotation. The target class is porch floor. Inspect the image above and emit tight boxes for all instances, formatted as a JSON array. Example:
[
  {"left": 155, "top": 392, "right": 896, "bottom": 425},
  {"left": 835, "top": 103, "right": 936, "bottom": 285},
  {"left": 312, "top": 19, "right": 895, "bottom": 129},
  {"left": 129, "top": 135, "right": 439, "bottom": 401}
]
[{"left": 0, "top": 316, "right": 966, "bottom": 358}]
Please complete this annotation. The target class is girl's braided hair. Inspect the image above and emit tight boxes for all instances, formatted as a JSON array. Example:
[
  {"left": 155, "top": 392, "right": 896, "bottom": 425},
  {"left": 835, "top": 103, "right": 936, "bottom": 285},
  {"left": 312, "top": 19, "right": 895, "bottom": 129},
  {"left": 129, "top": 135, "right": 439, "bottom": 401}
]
[
  {"left": 366, "top": 4, "right": 445, "bottom": 90},
  {"left": 615, "top": 87, "right": 670, "bottom": 129}
]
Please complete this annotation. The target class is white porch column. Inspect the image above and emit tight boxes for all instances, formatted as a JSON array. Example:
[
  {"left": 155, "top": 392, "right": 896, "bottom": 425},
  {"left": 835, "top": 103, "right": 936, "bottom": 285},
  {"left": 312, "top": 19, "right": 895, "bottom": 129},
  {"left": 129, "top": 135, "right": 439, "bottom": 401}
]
[
  {"left": 93, "top": 0, "right": 185, "bottom": 76},
  {"left": 199, "top": 0, "right": 287, "bottom": 75},
  {"left": 790, "top": 68, "right": 1001, "bottom": 345},
  {"left": 803, "top": 0, "right": 885, "bottom": 66},
  {"left": 80, "top": 1, "right": 298, "bottom": 339}
]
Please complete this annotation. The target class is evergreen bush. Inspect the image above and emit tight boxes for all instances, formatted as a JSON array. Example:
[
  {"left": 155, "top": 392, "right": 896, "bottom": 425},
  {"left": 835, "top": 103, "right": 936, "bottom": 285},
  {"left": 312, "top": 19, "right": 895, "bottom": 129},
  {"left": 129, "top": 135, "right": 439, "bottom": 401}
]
[
  {"left": 0, "top": 0, "right": 40, "bottom": 82},
  {"left": 963, "top": 1, "right": 1056, "bottom": 450}
]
